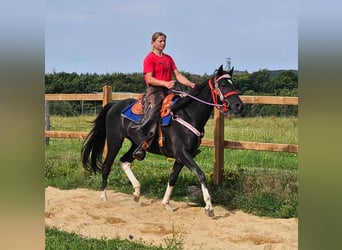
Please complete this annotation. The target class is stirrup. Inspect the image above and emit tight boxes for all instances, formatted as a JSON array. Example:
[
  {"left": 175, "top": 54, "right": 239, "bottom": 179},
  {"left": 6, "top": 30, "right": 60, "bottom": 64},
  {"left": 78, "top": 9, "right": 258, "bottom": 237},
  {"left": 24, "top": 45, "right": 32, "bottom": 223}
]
[
  {"left": 132, "top": 141, "right": 148, "bottom": 161},
  {"left": 133, "top": 148, "right": 146, "bottom": 161}
]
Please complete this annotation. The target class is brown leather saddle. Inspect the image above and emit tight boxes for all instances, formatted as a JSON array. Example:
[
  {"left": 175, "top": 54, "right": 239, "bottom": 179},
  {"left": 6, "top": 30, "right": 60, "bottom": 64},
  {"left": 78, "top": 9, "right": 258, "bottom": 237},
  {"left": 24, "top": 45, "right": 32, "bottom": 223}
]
[
  {"left": 131, "top": 92, "right": 178, "bottom": 147},
  {"left": 131, "top": 92, "right": 177, "bottom": 118}
]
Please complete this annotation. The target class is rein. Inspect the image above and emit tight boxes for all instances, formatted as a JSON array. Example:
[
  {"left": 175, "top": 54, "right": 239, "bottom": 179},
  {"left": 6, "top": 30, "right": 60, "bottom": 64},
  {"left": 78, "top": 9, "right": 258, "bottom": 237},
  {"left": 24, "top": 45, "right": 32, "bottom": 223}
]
[
  {"left": 170, "top": 89, "right": 220, "bottom": 108},
  {"left": 171, "top": 74, "right": 238, "bottom": 114},
  {"left": 168, "top": 74, "right": 239, "bottom": 137}
]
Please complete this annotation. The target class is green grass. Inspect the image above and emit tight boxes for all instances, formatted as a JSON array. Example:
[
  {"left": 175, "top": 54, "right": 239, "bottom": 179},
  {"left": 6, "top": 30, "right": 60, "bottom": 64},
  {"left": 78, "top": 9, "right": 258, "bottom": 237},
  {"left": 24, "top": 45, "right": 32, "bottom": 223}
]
[
  {"left": 45, "top": 115, "right": 298, "bottom": 248},
  {"left": 204, "top": 116, "right": 298, "bottom": 144},
  {"left": 46, "top": 227, "right": 183, "bottom": 250},
  {"left": 48, "top": 115, "right": 298, "bottom": 173},
  {"left": 49, "top": 115, "right": 298, "bottom": 144}
]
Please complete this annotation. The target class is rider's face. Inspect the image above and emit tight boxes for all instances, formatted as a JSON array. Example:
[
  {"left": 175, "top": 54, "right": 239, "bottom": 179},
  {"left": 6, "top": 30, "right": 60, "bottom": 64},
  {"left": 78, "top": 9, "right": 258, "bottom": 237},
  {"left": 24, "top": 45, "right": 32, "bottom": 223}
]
[{"left": 152, "top": 36, "right": 166, "bottom": 51}]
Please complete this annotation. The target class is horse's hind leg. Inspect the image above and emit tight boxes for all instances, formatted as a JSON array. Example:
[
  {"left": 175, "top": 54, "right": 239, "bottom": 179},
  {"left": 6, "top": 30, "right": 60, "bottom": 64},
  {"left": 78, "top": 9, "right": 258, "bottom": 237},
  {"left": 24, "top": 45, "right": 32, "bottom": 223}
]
[
  {"left": 100, "top": 139, "right": 124, "bottom": 201},
  {"left": 120, "top": 145, "right": 141, "bottom": 202},
  {"left": 162, "top": 160, "right": 184, "bottom": 211}
]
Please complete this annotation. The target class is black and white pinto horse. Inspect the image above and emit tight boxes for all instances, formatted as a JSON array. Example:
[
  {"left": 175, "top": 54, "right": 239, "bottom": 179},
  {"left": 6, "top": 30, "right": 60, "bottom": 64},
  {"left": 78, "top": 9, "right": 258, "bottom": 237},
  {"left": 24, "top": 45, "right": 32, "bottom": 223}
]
[{"left": 81, "top": 65, "right": 243, "bottom": 216}]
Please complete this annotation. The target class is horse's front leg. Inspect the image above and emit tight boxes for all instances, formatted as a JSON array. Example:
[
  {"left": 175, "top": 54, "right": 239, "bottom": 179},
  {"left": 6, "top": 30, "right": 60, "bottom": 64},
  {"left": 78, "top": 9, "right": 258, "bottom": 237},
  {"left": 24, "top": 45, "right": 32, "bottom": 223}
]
[
  {"left": 181, "top": 153, "right": 214, "bottom": 217},
  {"left": 162, "top": 160, "right": 184, "bottom": 211},
  {"left": 200, "top": 183, "right": 214, "bottom": 217}
]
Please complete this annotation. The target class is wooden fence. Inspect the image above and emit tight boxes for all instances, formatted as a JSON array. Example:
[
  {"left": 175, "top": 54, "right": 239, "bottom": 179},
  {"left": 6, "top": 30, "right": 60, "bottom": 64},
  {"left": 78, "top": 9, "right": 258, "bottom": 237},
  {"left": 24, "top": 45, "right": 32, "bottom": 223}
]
[{"left": 45, "top": 85, "right": 298, "bottom": 185}]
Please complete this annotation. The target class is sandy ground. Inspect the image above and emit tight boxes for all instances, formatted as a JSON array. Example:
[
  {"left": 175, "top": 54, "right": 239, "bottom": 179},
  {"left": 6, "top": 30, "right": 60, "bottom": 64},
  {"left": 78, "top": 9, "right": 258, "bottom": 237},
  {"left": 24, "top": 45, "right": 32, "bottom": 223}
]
[{"left": 45, "top": 186, "right": 298, "bottom": 249}]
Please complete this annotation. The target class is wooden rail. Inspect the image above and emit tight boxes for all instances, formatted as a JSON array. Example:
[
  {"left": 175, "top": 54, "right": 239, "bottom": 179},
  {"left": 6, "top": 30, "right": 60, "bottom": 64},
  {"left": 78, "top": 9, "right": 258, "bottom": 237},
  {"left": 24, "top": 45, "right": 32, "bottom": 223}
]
[
  {"left": 45, "top": 93, "right": 298, "bottom": 105},
  {"left": 45, "top": 131, "right": 89, "bottom": 139},
  {"left": 45, "top": 86, "right": 298, "bottom": 185},
  {"left": 200, "top": 139, "right": 298, "bottom": 153},
  {"left": 241, "top": 96, "right": 298, "bottom": 105}
]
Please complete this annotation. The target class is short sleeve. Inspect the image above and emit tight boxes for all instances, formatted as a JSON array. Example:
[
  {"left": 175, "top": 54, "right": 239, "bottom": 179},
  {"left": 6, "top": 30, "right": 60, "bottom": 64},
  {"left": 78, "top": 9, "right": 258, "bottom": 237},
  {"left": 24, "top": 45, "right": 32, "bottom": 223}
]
[{"left": 143, "top": 53, "right": 154, "bottom": 74}]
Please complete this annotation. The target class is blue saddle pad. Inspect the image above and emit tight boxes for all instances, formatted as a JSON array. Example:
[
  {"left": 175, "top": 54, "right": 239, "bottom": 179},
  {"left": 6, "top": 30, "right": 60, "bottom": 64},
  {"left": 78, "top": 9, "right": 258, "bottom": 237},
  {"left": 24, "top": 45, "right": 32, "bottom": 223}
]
[{"left": 121, "top": 101, "right": 173, "bottom": 126}]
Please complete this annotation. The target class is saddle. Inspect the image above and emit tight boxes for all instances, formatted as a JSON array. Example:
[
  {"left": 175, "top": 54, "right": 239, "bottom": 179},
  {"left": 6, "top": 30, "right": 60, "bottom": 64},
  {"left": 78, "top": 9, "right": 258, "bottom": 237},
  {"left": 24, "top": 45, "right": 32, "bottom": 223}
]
[
  {"left": 121, "top": 93, "right": 179, "bottom": 148},
  {"left": 131, "top": 92, "right": 177, "bottom": 118}
]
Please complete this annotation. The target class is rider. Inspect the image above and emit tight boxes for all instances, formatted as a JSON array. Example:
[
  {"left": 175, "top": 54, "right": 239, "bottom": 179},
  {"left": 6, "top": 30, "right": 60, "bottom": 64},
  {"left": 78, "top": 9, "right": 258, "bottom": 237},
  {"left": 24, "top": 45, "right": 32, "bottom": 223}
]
[{"left": 132, "top": 32, "right": 196, "bottom": 160}]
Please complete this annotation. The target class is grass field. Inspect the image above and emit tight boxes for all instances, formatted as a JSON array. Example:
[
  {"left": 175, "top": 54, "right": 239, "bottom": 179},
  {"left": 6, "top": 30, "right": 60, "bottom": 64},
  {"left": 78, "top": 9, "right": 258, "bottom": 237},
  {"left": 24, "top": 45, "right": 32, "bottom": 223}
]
[
  {"left": 48, "top": 115, "right": 298, "bottom": 144},
  {"left": 45, "top": 115, "right": 298, "bottom": 249},
  {"left": 45, "top": 227, "right": 181, "bottom": 250}
]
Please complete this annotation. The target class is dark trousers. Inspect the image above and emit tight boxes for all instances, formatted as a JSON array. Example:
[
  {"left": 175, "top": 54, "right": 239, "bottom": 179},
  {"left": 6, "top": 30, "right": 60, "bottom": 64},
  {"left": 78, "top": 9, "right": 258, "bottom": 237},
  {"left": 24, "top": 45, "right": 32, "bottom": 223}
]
[{"left": 138, "top": 86, "right": 168, "bottom": 140}]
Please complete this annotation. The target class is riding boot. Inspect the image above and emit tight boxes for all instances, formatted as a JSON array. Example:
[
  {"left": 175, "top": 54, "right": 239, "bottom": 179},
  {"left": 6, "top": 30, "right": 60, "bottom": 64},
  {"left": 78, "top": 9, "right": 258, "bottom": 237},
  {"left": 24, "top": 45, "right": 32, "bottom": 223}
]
[
  {"left": 132, "top": 142, "right": 147, "bottom": 161},
  {"left": 132, "top": 137, "right": 149, "bottom": 161},
  {"left": 132, "top": 124, "right": 158, "bottom": 160}
]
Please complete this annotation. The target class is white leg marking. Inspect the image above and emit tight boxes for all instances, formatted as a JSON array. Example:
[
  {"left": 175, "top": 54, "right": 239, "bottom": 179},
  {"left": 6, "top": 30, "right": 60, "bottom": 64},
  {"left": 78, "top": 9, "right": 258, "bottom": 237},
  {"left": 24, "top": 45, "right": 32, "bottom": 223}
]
[
  {"left": 101, "top": 189, "right": 107, "bottom": 201},
  {"left": 201, "top": 183, "right": 213, "bottom": 211},
  {"left": 162, "top": 183, "right": 175, "bottom": 211},
  {"left": 162, "top": 183, "right": 173, "bottom": 205},
  {"left": 120, "top": 161, "right": 141, "bottom": 200}
]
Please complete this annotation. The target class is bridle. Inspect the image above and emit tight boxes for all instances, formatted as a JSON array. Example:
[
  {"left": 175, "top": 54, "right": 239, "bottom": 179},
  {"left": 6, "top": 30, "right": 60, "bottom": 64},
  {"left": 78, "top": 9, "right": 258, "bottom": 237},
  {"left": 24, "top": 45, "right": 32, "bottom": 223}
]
[
  {"left": 169, "top": 73, "right": 239, "bottom": 137},
  {"left": 170, "top": 73, "right": 239, "bottom": 114},
  {"left": 208, "top": 74, "right": 238, "bottom": 114}
]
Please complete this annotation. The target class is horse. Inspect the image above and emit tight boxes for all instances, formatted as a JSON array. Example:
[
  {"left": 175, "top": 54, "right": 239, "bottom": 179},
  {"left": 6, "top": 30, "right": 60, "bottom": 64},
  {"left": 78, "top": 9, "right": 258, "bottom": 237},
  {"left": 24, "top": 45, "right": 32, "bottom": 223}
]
[{"left": 81, "top": 65, "right": 243, "bottom": 217}]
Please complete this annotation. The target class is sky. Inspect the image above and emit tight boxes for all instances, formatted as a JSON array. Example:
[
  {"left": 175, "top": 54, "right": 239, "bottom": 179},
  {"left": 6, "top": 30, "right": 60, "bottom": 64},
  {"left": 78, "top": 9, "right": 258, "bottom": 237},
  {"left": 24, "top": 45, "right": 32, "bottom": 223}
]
[{"left": 45, "top": 0, "right": 298, "bottom": 75}]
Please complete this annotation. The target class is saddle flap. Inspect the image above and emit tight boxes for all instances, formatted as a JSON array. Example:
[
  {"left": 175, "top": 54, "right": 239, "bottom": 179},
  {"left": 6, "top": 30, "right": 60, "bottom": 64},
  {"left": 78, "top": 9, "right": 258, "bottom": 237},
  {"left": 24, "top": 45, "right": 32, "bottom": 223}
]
[
  {"left": 160, "top": 93, "right": 177, "bottom": 118},
  {"left": 131, "top": 94, "right": 144, "bottom": 115},
  {"left": 131, "top": 93, "right": 178, "bottom": 118}
]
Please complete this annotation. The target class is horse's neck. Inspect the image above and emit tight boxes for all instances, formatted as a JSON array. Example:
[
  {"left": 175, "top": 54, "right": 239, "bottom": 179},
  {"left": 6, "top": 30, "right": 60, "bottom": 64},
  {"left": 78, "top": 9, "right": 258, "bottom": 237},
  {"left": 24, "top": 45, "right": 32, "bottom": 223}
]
[{"left": 176, "top": 85, "right": 214, "bottom": 130}]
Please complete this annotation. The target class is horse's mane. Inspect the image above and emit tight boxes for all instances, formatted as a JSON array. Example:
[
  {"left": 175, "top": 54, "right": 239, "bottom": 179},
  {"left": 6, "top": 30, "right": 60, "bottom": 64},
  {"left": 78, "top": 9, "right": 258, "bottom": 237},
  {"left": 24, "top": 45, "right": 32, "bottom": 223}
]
[
  {"left": 171, "top": 65, "right": 231, "bottom": 112},
  {"left": 171, "top": 79, "right": 209, "bottom": 112}
]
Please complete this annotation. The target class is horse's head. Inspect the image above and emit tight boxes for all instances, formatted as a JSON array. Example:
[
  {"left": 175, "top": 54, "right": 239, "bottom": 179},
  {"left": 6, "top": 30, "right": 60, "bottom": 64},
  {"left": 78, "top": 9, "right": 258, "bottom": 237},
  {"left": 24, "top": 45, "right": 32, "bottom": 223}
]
[{"left": 209, "top": 65, "right": 244, "bottom": 115}]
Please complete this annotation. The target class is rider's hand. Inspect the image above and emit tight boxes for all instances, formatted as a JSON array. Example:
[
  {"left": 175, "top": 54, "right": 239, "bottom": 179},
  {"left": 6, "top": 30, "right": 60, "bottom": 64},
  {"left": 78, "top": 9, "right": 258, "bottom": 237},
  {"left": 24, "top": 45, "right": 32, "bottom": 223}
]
[{"left": 165, "top": 80, "right": 175, "bottom": 89}]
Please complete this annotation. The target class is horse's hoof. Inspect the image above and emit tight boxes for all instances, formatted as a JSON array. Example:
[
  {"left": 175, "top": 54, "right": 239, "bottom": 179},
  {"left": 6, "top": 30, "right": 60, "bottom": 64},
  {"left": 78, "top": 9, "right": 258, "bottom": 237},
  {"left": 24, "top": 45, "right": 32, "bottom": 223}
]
[
  {"left": 164, "top": 204, "right": 175, "bottom": 212},
  {"left": 205, "top": 208, "right": 215, "bottom": 217},
  {"left": 133, "top": 195, "right": 140, "bottom": 202},
  {"left": 100, "top": 191, "right": 107, "bottom": 201}
]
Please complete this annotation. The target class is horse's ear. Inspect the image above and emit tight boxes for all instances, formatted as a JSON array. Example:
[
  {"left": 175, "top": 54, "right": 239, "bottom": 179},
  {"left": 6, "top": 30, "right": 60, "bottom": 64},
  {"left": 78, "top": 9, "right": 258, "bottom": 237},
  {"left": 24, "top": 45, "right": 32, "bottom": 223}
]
[
  {"left": 218, "top": 65, "right": 224, "bottom": 74},
  {"left": 228, "top": 66, "right": 234, "bottom": 77}
]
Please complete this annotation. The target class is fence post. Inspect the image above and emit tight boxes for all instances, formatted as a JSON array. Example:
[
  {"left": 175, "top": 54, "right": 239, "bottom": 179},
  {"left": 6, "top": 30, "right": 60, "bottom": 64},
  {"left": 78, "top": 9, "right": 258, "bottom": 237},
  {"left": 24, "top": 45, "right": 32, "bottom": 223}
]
[
  {"left": 45, "top": 100, "right": 50, "bottom": 145},
  {"left": 102, "top": 85, "right": 112, "bottom": 106},
  {"left": 102, "top": 85, "right": 112, "bottom": 158},
  {"left": 213, "top": 108, "right": 224, "bottom": 185}
]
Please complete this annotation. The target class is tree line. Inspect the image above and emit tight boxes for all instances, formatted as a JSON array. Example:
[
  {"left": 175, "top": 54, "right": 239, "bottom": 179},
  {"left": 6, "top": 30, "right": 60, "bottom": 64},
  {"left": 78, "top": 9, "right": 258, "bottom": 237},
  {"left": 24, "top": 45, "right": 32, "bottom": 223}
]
[{"left": 45, "top": 69, "right": 298, "bottom": 117}]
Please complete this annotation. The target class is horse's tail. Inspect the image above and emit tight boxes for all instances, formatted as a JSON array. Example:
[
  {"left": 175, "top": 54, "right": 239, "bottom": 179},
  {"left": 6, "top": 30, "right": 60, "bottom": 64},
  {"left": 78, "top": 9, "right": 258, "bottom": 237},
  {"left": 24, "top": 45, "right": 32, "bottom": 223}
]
[{"left": 81, "top": 102, "right": 113, "bottom": 173}]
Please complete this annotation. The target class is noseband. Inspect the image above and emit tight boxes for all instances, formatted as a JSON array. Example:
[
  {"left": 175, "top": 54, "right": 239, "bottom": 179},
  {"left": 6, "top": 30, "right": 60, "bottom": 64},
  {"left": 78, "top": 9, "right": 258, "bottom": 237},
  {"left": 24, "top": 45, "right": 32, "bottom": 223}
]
[{"left": 208, "top": 74, "right": 238, "bottom": 113}]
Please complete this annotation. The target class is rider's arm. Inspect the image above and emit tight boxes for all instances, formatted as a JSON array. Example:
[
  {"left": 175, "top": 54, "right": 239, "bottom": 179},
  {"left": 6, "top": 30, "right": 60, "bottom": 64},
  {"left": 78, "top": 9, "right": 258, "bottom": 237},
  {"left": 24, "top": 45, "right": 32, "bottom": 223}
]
[
  {"left": 144, "top": 72, "right": 175, "bottom": 89},
  {"left": 173, "top": 69, "right": 196, "bottom": 89}
]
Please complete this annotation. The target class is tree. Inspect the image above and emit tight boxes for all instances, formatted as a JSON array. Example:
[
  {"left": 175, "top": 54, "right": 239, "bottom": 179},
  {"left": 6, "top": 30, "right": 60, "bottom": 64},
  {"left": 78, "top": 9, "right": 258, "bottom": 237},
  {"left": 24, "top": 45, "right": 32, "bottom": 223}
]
[{"left": 45, "top": 69, "right": 298, "bottom": 117}]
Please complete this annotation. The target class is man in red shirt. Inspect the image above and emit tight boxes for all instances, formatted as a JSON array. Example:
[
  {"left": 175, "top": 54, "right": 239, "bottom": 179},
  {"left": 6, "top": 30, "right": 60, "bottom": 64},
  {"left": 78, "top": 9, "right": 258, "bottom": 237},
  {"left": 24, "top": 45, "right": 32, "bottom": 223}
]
[{"left": 133, "top": 32, "right": 196, "bottom": 160}]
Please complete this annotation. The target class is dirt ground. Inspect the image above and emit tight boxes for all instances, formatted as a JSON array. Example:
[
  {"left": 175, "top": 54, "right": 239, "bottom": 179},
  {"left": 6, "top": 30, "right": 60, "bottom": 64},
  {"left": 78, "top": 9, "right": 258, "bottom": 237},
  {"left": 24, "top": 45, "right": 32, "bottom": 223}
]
[{"left": 45, "top": 186, "right": 298, "bottom": 249}]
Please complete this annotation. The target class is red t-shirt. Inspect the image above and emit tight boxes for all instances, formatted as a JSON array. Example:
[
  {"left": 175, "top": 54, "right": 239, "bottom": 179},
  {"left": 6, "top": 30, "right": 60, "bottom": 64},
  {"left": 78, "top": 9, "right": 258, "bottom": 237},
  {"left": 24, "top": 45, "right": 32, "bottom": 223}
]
[{"left": 143, "top": 52, "right": 177, "bottom": 85}]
